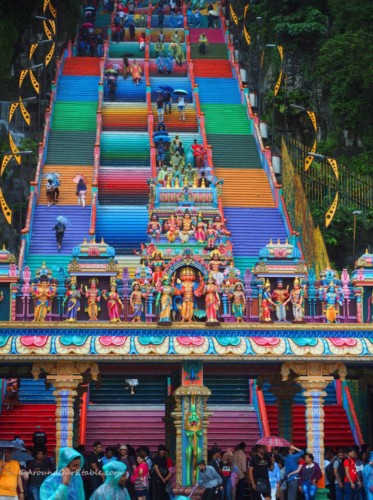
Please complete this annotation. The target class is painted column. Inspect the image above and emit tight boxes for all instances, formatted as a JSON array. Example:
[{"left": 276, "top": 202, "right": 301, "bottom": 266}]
[
  {"left": 32, "top": 361, "right": 99, "bottom": 451},
  {"left": 281, "top": 362, "right": 347, "bottom": 500},
  {"left": 171, "top": 361, "right": 211, "bottom": 488}
]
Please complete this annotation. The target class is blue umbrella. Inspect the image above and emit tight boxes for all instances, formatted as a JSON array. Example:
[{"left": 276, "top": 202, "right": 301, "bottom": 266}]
[
  {"left": 154, "top": 135, "right": 171, "bottom": 143},
  {"left": 153, "top": 131, "right": 169, "bottom": 137},
  {"left": 159, "top": 85, "right": 174, "bottom": 93}
]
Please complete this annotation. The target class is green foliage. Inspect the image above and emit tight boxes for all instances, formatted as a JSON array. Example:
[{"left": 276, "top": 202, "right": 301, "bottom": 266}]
[{"left": 273, "top": 8, "right": 329, "bottom": 43}]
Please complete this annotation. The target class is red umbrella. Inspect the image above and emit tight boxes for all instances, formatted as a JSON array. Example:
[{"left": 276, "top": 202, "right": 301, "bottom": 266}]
[
  {"left": 256, "top": 436, "right": 292, "bottom": 448},
  {"left": 82, "top": 22, "right": 93, "bottom": 29}
]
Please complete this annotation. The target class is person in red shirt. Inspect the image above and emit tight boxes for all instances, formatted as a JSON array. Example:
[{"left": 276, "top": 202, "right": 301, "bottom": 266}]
[{"left": 344, "top": 448, "right": 362, "bottom": 500}]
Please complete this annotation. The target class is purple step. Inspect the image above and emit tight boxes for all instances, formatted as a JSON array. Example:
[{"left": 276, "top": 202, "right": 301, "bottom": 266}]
[
  {"left": 28, "top": 205, "right": 91, "bottom": 255},
  {"left": 224, "top": 207, "right": 288, "bottom": 256}
]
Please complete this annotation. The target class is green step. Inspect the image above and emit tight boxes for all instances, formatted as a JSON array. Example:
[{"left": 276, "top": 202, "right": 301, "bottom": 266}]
[
  {"left": 201, "top": 104, "right": 252, "bottom": 135},
  {"left": 52, "top": 102, "right": 97, "bottom": 131},
  {"left": 95, "top": 14, "right": 111, "bottom": 28},
  {"left": 233, "top": 256, "right": 258, "bottom": 275},
  {"left": 46, "top": 131, "right": 96, "bottom": 165},
  {"left": 191, "top": 43, "right": 228, "bottom": 60},
  {"left": 208, "top": 134, "right": 262, "bottom": 169},
  {"left": 109, "top": 42, "right": 145, "bottom": 58},
  {"left": 24, "top": 255, "right": 71, "bottom": 279}
]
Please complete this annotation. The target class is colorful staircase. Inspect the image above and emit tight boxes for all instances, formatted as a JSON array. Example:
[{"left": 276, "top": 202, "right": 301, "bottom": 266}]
[
  {"left": 190, "top": 20, "right": 289, "bottom": 275},
  {"left": 24, "top": 57, "right": 100, "bottom": 277},
  {"left": 86, "top": 376, "right": 167, "bottom": 450},
  {"left": 0, "top": 379, "right": 56, "bottom": 449}
]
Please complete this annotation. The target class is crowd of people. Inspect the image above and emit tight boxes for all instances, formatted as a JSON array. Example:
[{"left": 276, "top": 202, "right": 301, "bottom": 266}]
[
  {"left": 155, "top": 135, "right": 211, "bottom": 189},
  {"left": 1, "top": 431, "right": 372, "bottom": 500}
]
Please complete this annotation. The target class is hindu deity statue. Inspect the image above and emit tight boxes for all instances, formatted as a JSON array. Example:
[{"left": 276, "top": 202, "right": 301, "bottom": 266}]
[
  {"left": 185, "top": 397, "right": 203, "bottom": 486},
  {"left": 85, "top": 278, "right": 101, "bottom": 320},
  {"left": 174, "top": 267, "right": 204, "bottom": 322},
  {"left": 228, "top": 282, "right": 246, "bottom": 322},
  {"left": 102, "top": 284, "right": 123, "bottom": 322},
  {"left": 135, "top": 258, "right": 153, "bottom": 281},
  {"left": 260, "top": 280, "right": 276, "bottom": 322},
  {"left": 165, "top": 213, "right": 179, "bottom": 243},
  {"left": 130, "top": 282, "right": 148, "bottom": 322},
  {"left": 205, "top": 222, "right": 218, "bottom": 249},
  {"left": 319, "top": 281, "right": 343, "bottom": 323},
  {"left": 156, "top": 276, "right": 176, "bottom": 324},
  {"left": 151, "top": 250, "right": 165, "bottom": 285},
  {"left": 31, "top": 277, "right": 57, "bottom": 322},
  {"left": 213, "top": 214, "right": 231, "bottom": 238},
  {"left": 223, "top": 260, "right": 241, "bottom": 284},
  {"left": 286, "top": 278, "right": 304, "bottom": 322},
  {"left": 194, "top": 213, "right": 206, "bottom": 243},
  {"left": 63, "top": 283, "right": 82, "bottom": 322},
  {"left": 200, "top": 274, "right": 221, "bottom": 324},
  {"left": 147, "top": 214, "right": 161, "bottom": 242},
  {"left": 179, "top": 210, "right": 195, "bottom": 243},
  {"left": 271, "top": 279, "right": 290, "bottom": 322},
  {"left": 209, "top": 249, "right": 226, "bottom": 286}
]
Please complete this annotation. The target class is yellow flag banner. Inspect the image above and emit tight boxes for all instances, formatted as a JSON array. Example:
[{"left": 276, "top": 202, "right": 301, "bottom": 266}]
[
  {"left": 307, "top": 110, "right": 317, "bottom": 132},
  {"left": 45, "top": 42, "right": 55, "bottom": 67},
  {"left": 244, "top": 3, "right": 249, "bottom": 18},
  {"left": 29, "top": 70, "right": 40, "bottom": 94},
  {"left": 43, "top": 20, "right": 53, "bottom": 40},
  {"left": 1, "top": 155, "right": 12, "bottom": 177},
  {"left": 48, "top": 19, "right": 56, "bottom": 35},
  {"left": 29, "top": 43, "right": 38, "bottom": 60},
  {"left": 48, "top": 1, "right": 57, "bottom": 18},
  {"left": 43, "top": 0, "right": 50, "bottom": 14},
  {"left": 277, "top": 45, "right": 284, "bottom": 61},
  {"left": 304, "top": 139, "right": 317, "bottom": 172},
  {"left": 325, "top": 191, "right": 339, "bottom": 228},
  {"left": 0, "top": 188, "right": 12, "bottom": 225},
  {"left": 274, "top": 69, "right": 282, "bottom": 97},
  {"left": 8, "top": 102, "right": 19, "bottom": 123},
  {"left": 327, "top": 157, "right": 339, "bottom": 181},
  {"left": 243, "top": 25, "right": 251, "bottom": 45},
  {"left": 9, "top": 132, "right": 21, "bottom": 165},
  {"left": 19, "top": 69, "right": 29, "bottom": 89},
  {"left": 19, "top": 98, "right": 31, "bottom": 126},
  {"left": 230, "top": 4, "right": 238, "bottom": 24}
]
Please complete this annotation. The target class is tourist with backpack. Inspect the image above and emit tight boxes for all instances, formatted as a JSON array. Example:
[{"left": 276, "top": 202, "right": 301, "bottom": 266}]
[{"left": 325, "top": 449, "right": 346, "bottom": 500}]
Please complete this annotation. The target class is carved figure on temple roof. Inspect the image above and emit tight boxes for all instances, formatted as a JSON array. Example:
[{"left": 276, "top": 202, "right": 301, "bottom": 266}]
[
  {"left": 31, "top": 276, "right": 57, "bottom": 322},
  {"left": 147, "top": 214, "right": 161, "bottom": 242},
  {"left": 271, "top": 279, "right": 290, "bottom": 322},
  {"left": 85, "top": 278, "right": 101, "bottom": 321},
  {"left": 208, "top": 249, "right": 226, "bottom": 286},
  {"left": 102, "top": 284, "right": 123, "bottom": 322},
  {"left": 228, "top": 282, "right": 245, "bottom": 322},
  {"left": 63, "top": 283, "right": 82, "bottom": 322}
]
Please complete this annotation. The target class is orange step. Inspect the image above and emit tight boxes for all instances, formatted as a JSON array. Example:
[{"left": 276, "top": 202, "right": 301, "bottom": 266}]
[
  {"left": 215, "top": 168, "right": 275, "bottom": 207},
  {"left": 152, "top": 105, "right": 198, "bottom": 132},
  {"left": 39, "top": 165, "right": 93, "bottom": 206}
]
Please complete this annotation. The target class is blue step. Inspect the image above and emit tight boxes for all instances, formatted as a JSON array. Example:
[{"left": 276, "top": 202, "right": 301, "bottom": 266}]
[
  {"left": 195, "top": 77, "right": 241, "bottom": 104},
  {"left": 205, "top": 376, "right": 250, "bottom": 405},
  {"left": 224, "top": 207, "right": 288, "bottom": 256},
  {"left": 19, "top": 379, "right": 55, "bottom": 404},
  {"left": 103, "top": 77, "right": 146, "bottom": 102},
  {"left": 56, "top": 76, "right": 100, "bottom": 101},
  {"left": 96, "top": 205, "right": 148, "bottom": 253},
  {"left": 28, "top": 205, "right": 91, "bottom": 255},
  {"left": 262, "top": 381, "right": 338, "bottom": 405},
  {"left": 89, "top": 376, "right": 166, "bottom": 405}
]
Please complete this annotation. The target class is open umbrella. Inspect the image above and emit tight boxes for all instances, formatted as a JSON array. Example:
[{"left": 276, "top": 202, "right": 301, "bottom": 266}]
[
  {"left": 82, "top": 22, "right": 93, "bottom": 28},
  {"left": 159, "top": 85, "right": 174, "bottom": 93},
  {"left": 173, "top": 89, "right": 188, "bottom": 95},
  {"left": 84, "top": 6, "right": 96, "bottom": 11},
  {"left": 12, "top": 450, "right": 34, "bottom": 463},
  {"left": 72, "top": 174, "right": 86, "bottom": 184},
  {"left": 0, "top": 441, "right": 25, "bottom": 461},
  {"left": 153, "top": 131, "right": 169, "bottom": 138},
  {"left": 154, "top": 135, "right": 171, "bottom": 143},
  {"left": 56, "top": 216, "right": 71, "bottom": 227},
  {"left": 208, "top": 10, "right": 219, "bottom": 16},
  {"left": 256, "top": 436, "right": 292, "bottom": 448}
]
